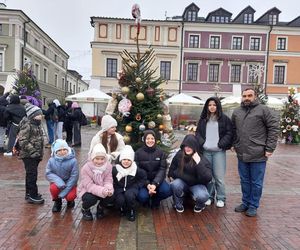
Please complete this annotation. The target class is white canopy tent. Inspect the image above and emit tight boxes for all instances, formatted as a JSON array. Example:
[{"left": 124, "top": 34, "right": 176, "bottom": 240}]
[
  {"left": 165, "top": 93, "right": 205, "bottom": 105},
  {"left": 65, "top": 88, "right": 111, "bottom": 117}
]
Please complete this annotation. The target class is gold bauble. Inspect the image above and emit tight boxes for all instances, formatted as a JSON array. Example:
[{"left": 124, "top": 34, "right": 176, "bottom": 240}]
[
  {"left": 136, "top": 77, "right": 142, "bottom": 84},
  {"left": 145, "top": 48, "right": 151, "bottom": 54},
  {"left": 157, "top": 114, "right": 162, "bottom": 119},
  {"left": 136, "top": 92, "right": 145, "bottom": 101},
  {"left": 125, "top": 125, "right": 133, "bottom": 133},
  {"left": 123, "top": 135, "right": 131, "bottom": 144},
  {"left": 148, "top": 121, "right": 156, "bottom": 129},
  {"left": 159, "top": 124, "right": 164, "bottom": 130},
  {"left": 130, "top": 62, "right": 138, "bottom": 68},
  {"left": 121, "top": 86, "right": 130, "bottom": 95}
]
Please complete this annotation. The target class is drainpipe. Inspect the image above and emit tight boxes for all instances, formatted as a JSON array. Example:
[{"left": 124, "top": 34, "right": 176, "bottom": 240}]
[
  {"left": 178, "top": 21, "right": 184, "bottom": 94},
  {"left": 21, "top": 20, "right": 30, "bottom": 70},
  {"left": 264, "top": 25, "right": 273, "bottom": 94}
]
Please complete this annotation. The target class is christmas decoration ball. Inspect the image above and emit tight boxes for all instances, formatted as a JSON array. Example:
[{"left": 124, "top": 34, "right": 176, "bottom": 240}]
[
  {"left": 136, "top": 77, "right": 142, "bottom": 84},
  {"left": 148, "top": 121, "right": 156, "bottom": 129},
  {"left": 125, "top": 125, "right": 133, "bottom": 133},
  {"left": 136, "top": 92, "right": 145, "bottom": 101},
  {"left": 146, "top": 87, "right": 155, "bottom": 97},
  {"left": 123, "top": 135, "right": 131, "bottom": 144},
  {"left": 139, "top": 124, "right": 146, "bottom": 131},
  {"left": 145, "top": 48, "right": 151, "bottom": 54},
  {"left": 159, "top": 124, "right": 164, "bottom": 130},
  {"left": 121, "top": 86, "right": 130, "bottom": 95},
  {"left": 130, "top": 62, "right": 138, "bottom": 68},
  {"left": 157, "top": 114, "right": 162, "bottom": 119},
  {"left": 135, "top": 113, "right": 142, "bottom": 121}
]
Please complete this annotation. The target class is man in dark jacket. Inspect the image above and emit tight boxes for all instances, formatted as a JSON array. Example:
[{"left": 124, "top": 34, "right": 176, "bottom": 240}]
[
  {"left": 232, "top": 88, "right": 279, "bottom": 217},
  {"left": 0, "top": 93, "right": 9, "bottom": 153},
  {"left": 3, "top": 95, "right": 26, "bottom": 156},
  {"left": 42, "top": 100, "right": 56, "bottom": 148}
]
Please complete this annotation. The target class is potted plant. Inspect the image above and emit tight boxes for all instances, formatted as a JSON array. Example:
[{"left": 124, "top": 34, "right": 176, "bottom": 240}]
[
  {"left": 179, "top": 120, "right": 188, "bottom": 130},
  {"left": 90, "top": 116, "right": 97, "bottom": 128}
]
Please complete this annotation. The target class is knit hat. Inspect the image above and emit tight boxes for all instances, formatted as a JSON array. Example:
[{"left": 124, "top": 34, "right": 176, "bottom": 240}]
[
  {"left": 101, "top": 115, "right": 117, "bottom": 132},
  {"left": 119, "top": 145, "right": 135, "bottom": 162},
  {"left": 53, "top": 99, "right": 61, "bottom": 107},
  {"left": 10, "top": 95, "right": 20, "bottom": 104},
  {"left": 51, "top": 139, "right": 70, "bottom": 156},
  {"left": 71, "top": 102, "right": 79, "bottom": 108},
  {"left": 90, "top": 143, "right": 107, "bottom": 160},
  {"left": 25, "top": 103, "right": 43, "bottom": 119},
  {"left": 143, "top": 130, "right": 156, "bottom": 142}
]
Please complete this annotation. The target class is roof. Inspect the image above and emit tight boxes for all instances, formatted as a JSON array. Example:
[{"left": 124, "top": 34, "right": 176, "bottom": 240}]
[
  {"left": 232, "top": 5, "right": 256, "bottom": 23},
  {"left": 255, "top": 7, "right": 281, "bottom": 23},
  {"left": 206, "top": 7, "right": 232, "bottom": 21}
]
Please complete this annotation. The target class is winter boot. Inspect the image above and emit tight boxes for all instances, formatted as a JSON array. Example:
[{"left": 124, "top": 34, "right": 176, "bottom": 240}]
[
  {"left": 67, "top": 200, "right": 75, "bottom": 209},
  {"left": 127, "top": 209, "right": 136, "bottom": 222},
  {"left": 96, "top": 204, "right": 105, "bottom": 219},
  {"left": 81, "top": 208, "right": 93, "bottom": 221},
  {"left": 52, "top": 198, "right": 62, "bottom": 213}
]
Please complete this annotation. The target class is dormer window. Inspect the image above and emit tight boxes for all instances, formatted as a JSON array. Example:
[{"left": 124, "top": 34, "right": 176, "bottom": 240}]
[
  {"left": 269, "top": 14, "right": 277, "bottom": 25},
  {"left": 244, "top": 13, "right": 253, "bottom": 24},
  {"left": 211, "top": 16, "right": 229, "bottom": 23},
  {"left": 187, "top": 11, "right": 197, "bottom": 21}
]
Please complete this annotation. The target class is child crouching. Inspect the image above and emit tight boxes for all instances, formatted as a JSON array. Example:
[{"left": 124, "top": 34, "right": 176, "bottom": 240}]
[
  {"left": 112, "top": 145, "right": 146, "bottom": 222},
  {"left": 78, "top": 143, "right": 114, "bottom": 221},
  {"left": 45, "top": 139, "right": 79, "bottom": 212}
]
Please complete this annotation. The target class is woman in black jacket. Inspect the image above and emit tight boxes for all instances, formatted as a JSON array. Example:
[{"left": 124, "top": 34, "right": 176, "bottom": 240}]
[
  {"left": 135, "top": 130, "right": 172, "bottom": 208},
  {"left": 195, "top": 97, "right": 233, "bottom": 208},
  {"left": 168, "top": 134, "right": 212, "bottom": 213}
]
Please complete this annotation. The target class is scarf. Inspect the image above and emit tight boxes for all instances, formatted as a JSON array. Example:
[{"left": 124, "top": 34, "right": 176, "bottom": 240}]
[{"left": 115, "top": 162, "right": 137, "bottom": 181}]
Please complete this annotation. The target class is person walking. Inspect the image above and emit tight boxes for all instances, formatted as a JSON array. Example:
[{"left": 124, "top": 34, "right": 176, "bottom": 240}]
[
  {"left": 232, "top": 88, "right": 279, "bottom": 217},
  {"left": 0, "top": 93, "right": 9, "bottom": 153},
  {"left": 135, "top": 130, "right": 171, "bottom": 208},
  {"left": 168, "top": 134, "right": 212, "bottom": 213},
  {"left": 45, "top": 139, "right": 79, "bottom": 213},
  {"left": 196, "top": 97, "right": 233, "bottom": 208}
]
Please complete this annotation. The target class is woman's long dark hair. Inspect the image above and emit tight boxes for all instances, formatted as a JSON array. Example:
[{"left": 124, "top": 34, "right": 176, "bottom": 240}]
[
  {"left": 200, "top": 96, "right": 223, "bottom": 120},
  {"left": 101, "top": 131, "right": 118, "bottom": 153},
  {"left": 179, "top": 150, "right": 196, "bottom": 174}
]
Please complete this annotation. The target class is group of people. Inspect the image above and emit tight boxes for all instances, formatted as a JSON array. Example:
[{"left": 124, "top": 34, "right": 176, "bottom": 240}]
[{"left": 1, "top": 87, "right": 279, "bottom": 220}]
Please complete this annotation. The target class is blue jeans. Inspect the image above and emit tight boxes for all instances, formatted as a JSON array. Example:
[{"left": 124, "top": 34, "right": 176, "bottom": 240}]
[
  {"left": 138, "top": 180, "right": 172, "bottom": 206},
  {"left": 238, "top": 160, "right": 266, "bottom": 209},
  {"left": 204, "top": 150, "right": 226, "bottom": 201},
  {"left": 46, "top": 119, "right": 54, "bottom": 144},
  {"left": 170, "top": 178, "right": 209, "bottom": 208}
]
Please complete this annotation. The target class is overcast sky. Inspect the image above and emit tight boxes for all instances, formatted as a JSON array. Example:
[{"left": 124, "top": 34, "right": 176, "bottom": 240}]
[{"left": 5, "top": 0, "right": 300, "bottom": 80}]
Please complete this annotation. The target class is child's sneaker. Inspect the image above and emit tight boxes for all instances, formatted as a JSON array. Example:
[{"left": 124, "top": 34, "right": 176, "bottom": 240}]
[
  {"left": 175, "top": 204, "right": 184, "bottom": 213},
  {"left": 127, "top": 209, "right": 136, "bottom": 222},
  {"left": 52, "top": 198, "right": 62, "bottom": 212},
  {"left": 67, "top": 201, "right": 75, "bottom": 209},
  {"left": 81, "top": 209, "right": 93, "bottom": 221}
]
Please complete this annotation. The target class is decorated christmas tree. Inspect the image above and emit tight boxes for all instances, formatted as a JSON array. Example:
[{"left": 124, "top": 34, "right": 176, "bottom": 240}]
[
  {"left": 12, "top": 63, "right": 42, "bottom": 107},
  {"left": 105, "top": 4, "right": 174, "bottom": 150},
  {"left": 280, "top": 87, "right": 300, "bottom": 144}
]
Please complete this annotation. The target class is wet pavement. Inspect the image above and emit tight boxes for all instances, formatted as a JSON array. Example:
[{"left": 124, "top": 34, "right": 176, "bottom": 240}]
[{"left": 0, "top": 126, "right": 300, "bottom": 249}]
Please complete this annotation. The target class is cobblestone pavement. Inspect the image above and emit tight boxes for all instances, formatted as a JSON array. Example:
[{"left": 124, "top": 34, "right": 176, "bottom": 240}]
[{"left": 0, "top": 127, "right": 300, "bottom": 249}]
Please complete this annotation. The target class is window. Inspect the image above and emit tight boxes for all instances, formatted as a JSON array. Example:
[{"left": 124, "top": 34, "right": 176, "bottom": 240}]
[
  {"left": 231, "top": 65, "right": 241, "bottom": 82},
  {"left": 209, "top": 64, "right": 219, "bottom": 82},
  {"left": 274, "top": 65, "right": 285, "bottom": 84},
  {"left": 189, "top": 35, "right": 199, "bottom": 48},
  {"left": 0, "top": 24, "right": 3, "bottom": 35},
  {"left": 269, "top": 14, "right": 277, "bottom": 25},
  {"left": 187, "top": 11, "right": 197, "bottom": 21},
  {"left": 248, "top": 65, "right": 258, "bottom": 83},
  {"left": 54, "top": 54, "right": 57, "bottom": 62},
  {"left": 250, "top": 37, "right": 260, "bottom": 50},
  {"left": 160, "top": 61, "right": 171, "bottom": 80},
  {"left": 43, "top": 68, "right": 48, "bottom": 83},
  {"left": 211, "top": 16, "right": 229, "bottom": 23},
  {"left": 43, "top": 46, "right": 47, "bottom": 55},
  {"left": 244, "top": 13, "right": 253, "bottom": 24},
  {"left": 187, "top": 63, "right": 198, "bottom": 81},
  {"left": 54, "top": 74, "right": 58, "bottom": 87},
  {"left": 277, "top": 38, "right": 287, "bottom": 50},
  {"left": 25, "top": 31, "right": 28, "bottom": 43},
  {"left": 62, "top": 78, "right": 65, "bottom": 90},
  {"left": 69, "top": 82, "right": 72, "bottom": 92},
  {"left": 0, "top": 53, "right": 3, "bottom": 71},
  {"left": 73, "top": 85, "right": 75, "bottom": 93},
  {"left": 34, "top": 63, "right": 40, "bottom": 80},
  {"left": 106, "top": 58, "right": 117, "bottom": 77},
  {"left": 210, "top": 36, "right": 220, "bottom": 49},
  {"left": 62, "top": 60, "right": 65, "bottom": 68},
  {"left": 232, "top": 37, "right": 243, "bottom": 50}
]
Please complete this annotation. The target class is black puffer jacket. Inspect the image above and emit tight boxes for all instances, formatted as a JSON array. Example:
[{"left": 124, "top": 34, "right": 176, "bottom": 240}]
[
  {"left": 135, "top": 145, "right": 167, "bottom": 187},
  {"left": 4, "top": 104, "right": 26, "bottom": 125},
  {"left": 196, "top": 97, "right": 233, "bottom": 151},
  {"left": 168, "top": 134, "right": 212, "bottom": 186},
  {"left": 42, "top": 103, "right": 56, "bottom": 121},
  {"left": 0, "top": 95, "right": 8, "bottom": 127}
]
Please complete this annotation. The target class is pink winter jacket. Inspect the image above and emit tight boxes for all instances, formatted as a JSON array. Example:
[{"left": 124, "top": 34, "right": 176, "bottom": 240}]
[{"left": 78, "top": 161, "right": 114, "bottom": 198}]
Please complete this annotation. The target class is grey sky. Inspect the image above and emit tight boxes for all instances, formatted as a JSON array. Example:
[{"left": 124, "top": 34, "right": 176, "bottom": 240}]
[{"left": 5, "top": 0, "right": 300, "bottom": 80}]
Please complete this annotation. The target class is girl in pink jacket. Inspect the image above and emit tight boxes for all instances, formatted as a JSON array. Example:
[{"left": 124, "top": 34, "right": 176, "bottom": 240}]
[{"left": 78, "top": 143, "right": 114, "bottom": 221}]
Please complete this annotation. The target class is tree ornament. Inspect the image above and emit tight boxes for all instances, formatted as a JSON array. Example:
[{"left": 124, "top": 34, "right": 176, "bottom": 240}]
[
  {"left": 121, "top": 86, "right": 130, "bottom": 95},
  {"left": 157, "top": 114, "right": 162, "bottom": 119},
  {"left": 136, "top": 77, "right": 142, "bottom": 84},
  {"left": 146, "top": 87, "right": 155, "bottom": 97},
  {"left": 136, "top": 92, "right": 145, "bottom": 101},
  {"left": 130, "top": 62, "right": 138, "bottom": 68},
  {"left": 123, "top": 134, "right": 131, "bottom": 144},
  {"left": 148, "top": 121, "right": 156, "bottom": 129},
  {"left": 139, "top": 124, "right": 146, "bottom": 131},
  {"left": 105, "top": 93, "right": 118, "bottom": 115},
  {"left": 159, "top": 124, "right": 164, "bottom": 130},
  {"left": 125, "top": 125, "right": 133, "bottom": 133},
  {"left": 135, "top": 113, "right": 142, "bottom": 121},
  {"left": 118, "top": 97, "right": 132, "bottom": 117},
  {"left": 145, "top": 48, "right": 151, "bottom": 54}
]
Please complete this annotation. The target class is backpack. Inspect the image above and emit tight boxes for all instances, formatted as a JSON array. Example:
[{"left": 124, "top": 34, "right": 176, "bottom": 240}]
[
  {"left": 80, "top": 111, "right": 87, "bottom": 126},
  {"left": 51, "top": 108, "right": 59, "bottom": 122}
]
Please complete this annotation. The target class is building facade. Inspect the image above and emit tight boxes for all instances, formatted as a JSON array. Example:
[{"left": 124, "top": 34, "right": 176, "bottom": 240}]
[
  {"left": 0, "top": 7, "right": 69, "bottom": 106},
  {"left": 66, "top": 69, "right": 89, "bottom": 96}
]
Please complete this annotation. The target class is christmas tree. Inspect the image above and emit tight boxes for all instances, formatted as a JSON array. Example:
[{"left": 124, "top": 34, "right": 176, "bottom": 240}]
[
  {"left": 280, "top": 87, "right": 300, "bottom": 144},
  {"left": 105, "top": 4, "right": 174, "bottom": 150},
  {"left": 12, "top": 64, "right": 42, "bottom": 107}
]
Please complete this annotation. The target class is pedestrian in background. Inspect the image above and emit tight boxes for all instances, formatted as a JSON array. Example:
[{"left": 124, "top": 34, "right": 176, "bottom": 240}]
[
  {"left": 45, "top": 139, "right": 79, "bottom": 213},
  {"left": 43, "top": 100, "right": 56, "bottom": 148},
  {"left": 52, "top": 99, "right": 66, "bottom": 140},
  {"left": 64, "top": 101, "right": 73, "bottom": 145},
  {"left": 196, "top": 97, "right": 233, "bottom": 208},
  {"left": 135, "top": 130, "right": 171, "bottom": 208},
  {"left": 112, "top": 145, "right": 146, "bottom": 222},
  {"left": 78, "top": 143, "right": 114, "bottom": 221},
  {"left": 89, "top": 114, "right": 125, "bottom": 162},
  {"left": 70, "top": 102, "right": 82, "bottom": 147},
  {"left": 0, "top": 93, "right": 9, "bottom": 153},
  {"left": 19, "top": 103, "right": 44, "bottom": 204},
  {"left": 168, "top": 134, "right": 212, "bottom": 213},
  {"left": 232, "top": 88, "right": 279, "bottom": 217}
]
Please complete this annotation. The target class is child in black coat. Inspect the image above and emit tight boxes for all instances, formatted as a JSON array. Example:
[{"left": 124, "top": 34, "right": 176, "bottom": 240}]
[{"left": 112, "top": 145, "right": 146, "bottom": 221}]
